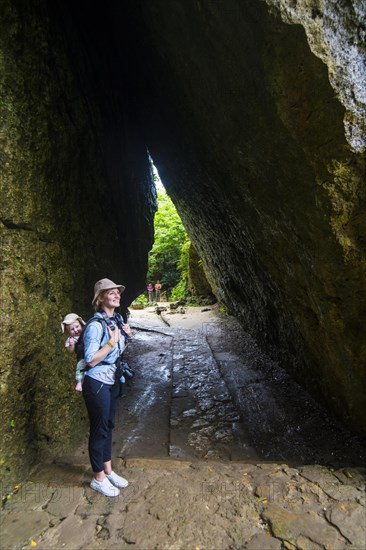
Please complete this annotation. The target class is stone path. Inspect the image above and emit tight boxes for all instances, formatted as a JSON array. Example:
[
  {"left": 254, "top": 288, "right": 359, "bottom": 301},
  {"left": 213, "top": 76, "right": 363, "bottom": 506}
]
[
  {"left": 1, "top": 458, "right": 365, "bottom": 549},
  {"left": 1, "top": 307, "right": 365, "bottom": 549},
  {"left": 117, "top": 319, "right": 256, "bottom": 463}
]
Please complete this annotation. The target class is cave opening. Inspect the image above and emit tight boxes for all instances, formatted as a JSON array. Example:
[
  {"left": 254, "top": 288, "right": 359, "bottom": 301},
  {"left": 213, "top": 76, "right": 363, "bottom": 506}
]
[{"left": 146, "top": 156, "right": 200, "bottom": 304}]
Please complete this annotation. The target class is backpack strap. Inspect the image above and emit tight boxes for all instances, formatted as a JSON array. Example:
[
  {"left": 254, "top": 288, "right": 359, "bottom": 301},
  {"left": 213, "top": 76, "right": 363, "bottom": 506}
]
[
  {"left": 75, "top": 315, "right": 107, "bottom": 362},
  {"left": 113, "top": 312, "right": 131, "bottom": 342},
  {"left": 99, "top": 310, "right": 130, "bottom": 343}
]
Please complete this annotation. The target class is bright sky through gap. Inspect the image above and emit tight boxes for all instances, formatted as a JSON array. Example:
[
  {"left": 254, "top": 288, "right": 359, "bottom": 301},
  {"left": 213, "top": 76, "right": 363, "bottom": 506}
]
[
  {"left": 149, "top": 153, "right": 165, "bottom": 191},
  {"left": 152, "top": 163, "right": 165, "bottom": 191}
]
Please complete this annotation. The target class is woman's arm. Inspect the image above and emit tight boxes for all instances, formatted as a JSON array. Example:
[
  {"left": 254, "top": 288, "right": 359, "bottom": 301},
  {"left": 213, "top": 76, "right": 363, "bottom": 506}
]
[
  {"left": 122, "top": 323, "right": 132, "bottom": 339},
  {"left": 86, "top": 325, "right": 121, "bottom": 367}
]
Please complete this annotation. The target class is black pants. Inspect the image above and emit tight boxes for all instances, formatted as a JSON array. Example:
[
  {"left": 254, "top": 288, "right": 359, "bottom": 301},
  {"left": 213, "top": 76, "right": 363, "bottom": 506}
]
[{"left": 82, "top": 376, "right": 120, "bottom": 473}]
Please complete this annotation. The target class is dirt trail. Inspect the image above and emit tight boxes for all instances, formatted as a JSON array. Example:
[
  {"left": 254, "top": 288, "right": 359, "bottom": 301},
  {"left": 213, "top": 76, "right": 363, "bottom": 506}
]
[{"left": 1, "top": 306, "right": 365, "bottom": 550}]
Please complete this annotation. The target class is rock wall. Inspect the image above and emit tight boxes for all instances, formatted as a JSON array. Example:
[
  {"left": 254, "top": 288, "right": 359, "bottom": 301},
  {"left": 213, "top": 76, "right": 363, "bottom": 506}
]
[
  {"left": 263, "top": 0, "right": 366, "bottom": 152},
  {"left": 188, "top": 243, "right": 214, "bottom": 298},
  {"left": 0, "top": 0, "right": 155, "bottom": 482},
  {"left": 125, "top": 0, "right": 366, "bottom": 431}
]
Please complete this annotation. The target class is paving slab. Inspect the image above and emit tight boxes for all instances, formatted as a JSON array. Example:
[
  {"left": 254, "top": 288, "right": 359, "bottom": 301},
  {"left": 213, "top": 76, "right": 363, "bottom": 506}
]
[
  {"left": 36, "top": 513, "right": 98, "bottom": 549},
  {"left": 29, "top": 463, "right": 89, "bottom": 485},
  {"left": 262, "top": 504, "right": 347, "bottom": 548},
  {"left": 0, "top": 510, "right": 51, "bottom": 549},
  {"left": 325, "top": 500, "right": 366, "bottom": 545},
  {"left": 124, "top": 457, "right": 192, "bottom": 469},
  {"left": 43, "top": 486, "right": 84, "bottom": 517},
  {"left": 245, "top": 532, "right": 283, "bottom": 549}
]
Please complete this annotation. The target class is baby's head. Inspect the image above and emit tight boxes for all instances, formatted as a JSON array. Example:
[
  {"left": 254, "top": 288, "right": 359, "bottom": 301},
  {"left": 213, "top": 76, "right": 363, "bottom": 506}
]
[
  {"left": 66, "top": 320, "right": 83, "bottom": 337},
  {"left": 61, "top": 313, "right": 85, "bottom": 337}
]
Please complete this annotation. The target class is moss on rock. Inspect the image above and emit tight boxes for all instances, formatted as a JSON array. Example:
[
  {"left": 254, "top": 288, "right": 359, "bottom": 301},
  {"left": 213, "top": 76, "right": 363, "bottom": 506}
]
[{"left": 0, "top": 0, "right": 155, "bottom": 483}]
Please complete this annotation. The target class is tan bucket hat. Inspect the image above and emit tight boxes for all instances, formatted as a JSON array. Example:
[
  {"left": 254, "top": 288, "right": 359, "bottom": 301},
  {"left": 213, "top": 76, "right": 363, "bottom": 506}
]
[
  {"left": 61, "top": 313, "right": 86, "bottom": 333},
  {"left": 92, "top": 278, "right": 125, "bottom": 305}
]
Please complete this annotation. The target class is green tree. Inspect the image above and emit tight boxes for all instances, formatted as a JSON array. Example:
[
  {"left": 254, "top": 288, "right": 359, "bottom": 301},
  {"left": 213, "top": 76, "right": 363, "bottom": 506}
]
[
  {"left": 147, "top": 188, "right": 189, "bottom": 297},
  {"left": 170, "top": 235, "right": 190, "bottom": 300}
]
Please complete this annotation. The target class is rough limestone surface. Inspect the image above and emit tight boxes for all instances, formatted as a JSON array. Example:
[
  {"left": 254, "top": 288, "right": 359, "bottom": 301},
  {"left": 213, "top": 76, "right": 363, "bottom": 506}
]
[
  {"left": 263, "top": 0, "right": 366, "bottom": 152},
  {"left": 1, "top": 458, "right": 365, "bottom": 550},
  {"left": 125, "top": 0, "right": 366, "bottom": 431},
  {"left": 188, "top": 243, "right": 214, "bottom": 298},
  {"left": 0, "top": 0, "right": 155, "bottom": 483}
]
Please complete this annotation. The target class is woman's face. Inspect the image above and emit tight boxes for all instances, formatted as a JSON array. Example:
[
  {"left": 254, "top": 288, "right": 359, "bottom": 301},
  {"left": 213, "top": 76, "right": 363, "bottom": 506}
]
[
  {"left": 100, "top": 289, "right": 121, "bottom": 309},
  {"left": 67, "top": 321, "right": 83, "bottom": 337}
]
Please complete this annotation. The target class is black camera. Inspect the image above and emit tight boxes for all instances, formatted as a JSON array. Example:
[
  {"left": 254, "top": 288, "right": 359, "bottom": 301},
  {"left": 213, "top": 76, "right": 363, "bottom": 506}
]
[{"left": 121, "top": 362, "right": 135, "bottom": 380}]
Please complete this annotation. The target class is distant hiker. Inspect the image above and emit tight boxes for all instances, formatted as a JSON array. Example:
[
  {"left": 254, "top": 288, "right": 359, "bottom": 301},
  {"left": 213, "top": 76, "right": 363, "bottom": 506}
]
[
  {"left": 82, "top": 278, "right": 132, "bottom": 497},
  {"left": 147, "top": 282, "right": 154, "bottom": 303},
  {"left": 61, "top": 313, "right": 86, "bottom": 392},
  {"left": 155, "top": 280, "right": 162, "bottom": 302}
]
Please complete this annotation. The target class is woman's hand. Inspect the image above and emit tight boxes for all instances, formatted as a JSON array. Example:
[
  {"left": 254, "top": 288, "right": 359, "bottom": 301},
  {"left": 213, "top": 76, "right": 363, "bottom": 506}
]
[
  {"left": 122, "top": 323, "right": 132, "bottom": 338},
  {"left": 88, "top": 326, "right": 121, "bottom": 368},
  {"left": 108, "top": 326, "right": 121, "bottom": 345}
]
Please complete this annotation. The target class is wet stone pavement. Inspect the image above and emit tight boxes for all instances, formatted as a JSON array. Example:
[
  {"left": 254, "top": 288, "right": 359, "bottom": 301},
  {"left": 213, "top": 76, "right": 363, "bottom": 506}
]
[
  {"left": 1, "top": 306, "right": 365, "bottom": 550},
  {"left": 118, "top": 318, "right": 257, "bottom": 463}
]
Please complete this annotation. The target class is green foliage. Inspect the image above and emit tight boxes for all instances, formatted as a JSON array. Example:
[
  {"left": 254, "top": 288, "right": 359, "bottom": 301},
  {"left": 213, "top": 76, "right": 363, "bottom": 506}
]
[
  {"left": 170, "top": 236, "right": 190, "bottom": 300},
  {"left": 147, "top": 188, "right": 189, "bottom": 296},
  {"left": 133, "top": 293, "right": 148, "bottom": 306},
  {"left": 170, "top": 281, "right": 185, "bottom": 301}
]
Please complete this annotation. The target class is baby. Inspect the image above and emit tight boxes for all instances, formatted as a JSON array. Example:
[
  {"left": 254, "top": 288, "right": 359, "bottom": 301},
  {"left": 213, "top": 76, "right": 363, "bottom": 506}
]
[{"left": 61, "top": 313, "right": 86, "bottom": 392}]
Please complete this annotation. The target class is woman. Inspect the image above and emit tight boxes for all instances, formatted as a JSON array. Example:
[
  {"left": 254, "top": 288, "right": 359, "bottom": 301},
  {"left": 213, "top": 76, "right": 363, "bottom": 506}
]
[
  {"left": 147, "top": 282, "right": 154, "bottom": 303},
  {"left": 83, "top": 278, "right": 132, "bottom": 497}
]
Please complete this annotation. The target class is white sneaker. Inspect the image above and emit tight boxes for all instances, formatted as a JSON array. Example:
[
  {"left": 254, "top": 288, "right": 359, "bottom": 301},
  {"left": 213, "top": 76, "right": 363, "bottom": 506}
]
[
  {"left": 106, "top": 470, "right": 129, "bottom": 489},
  {"left": 90, "top": 477, "right": 120, "bottom": 497}
]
